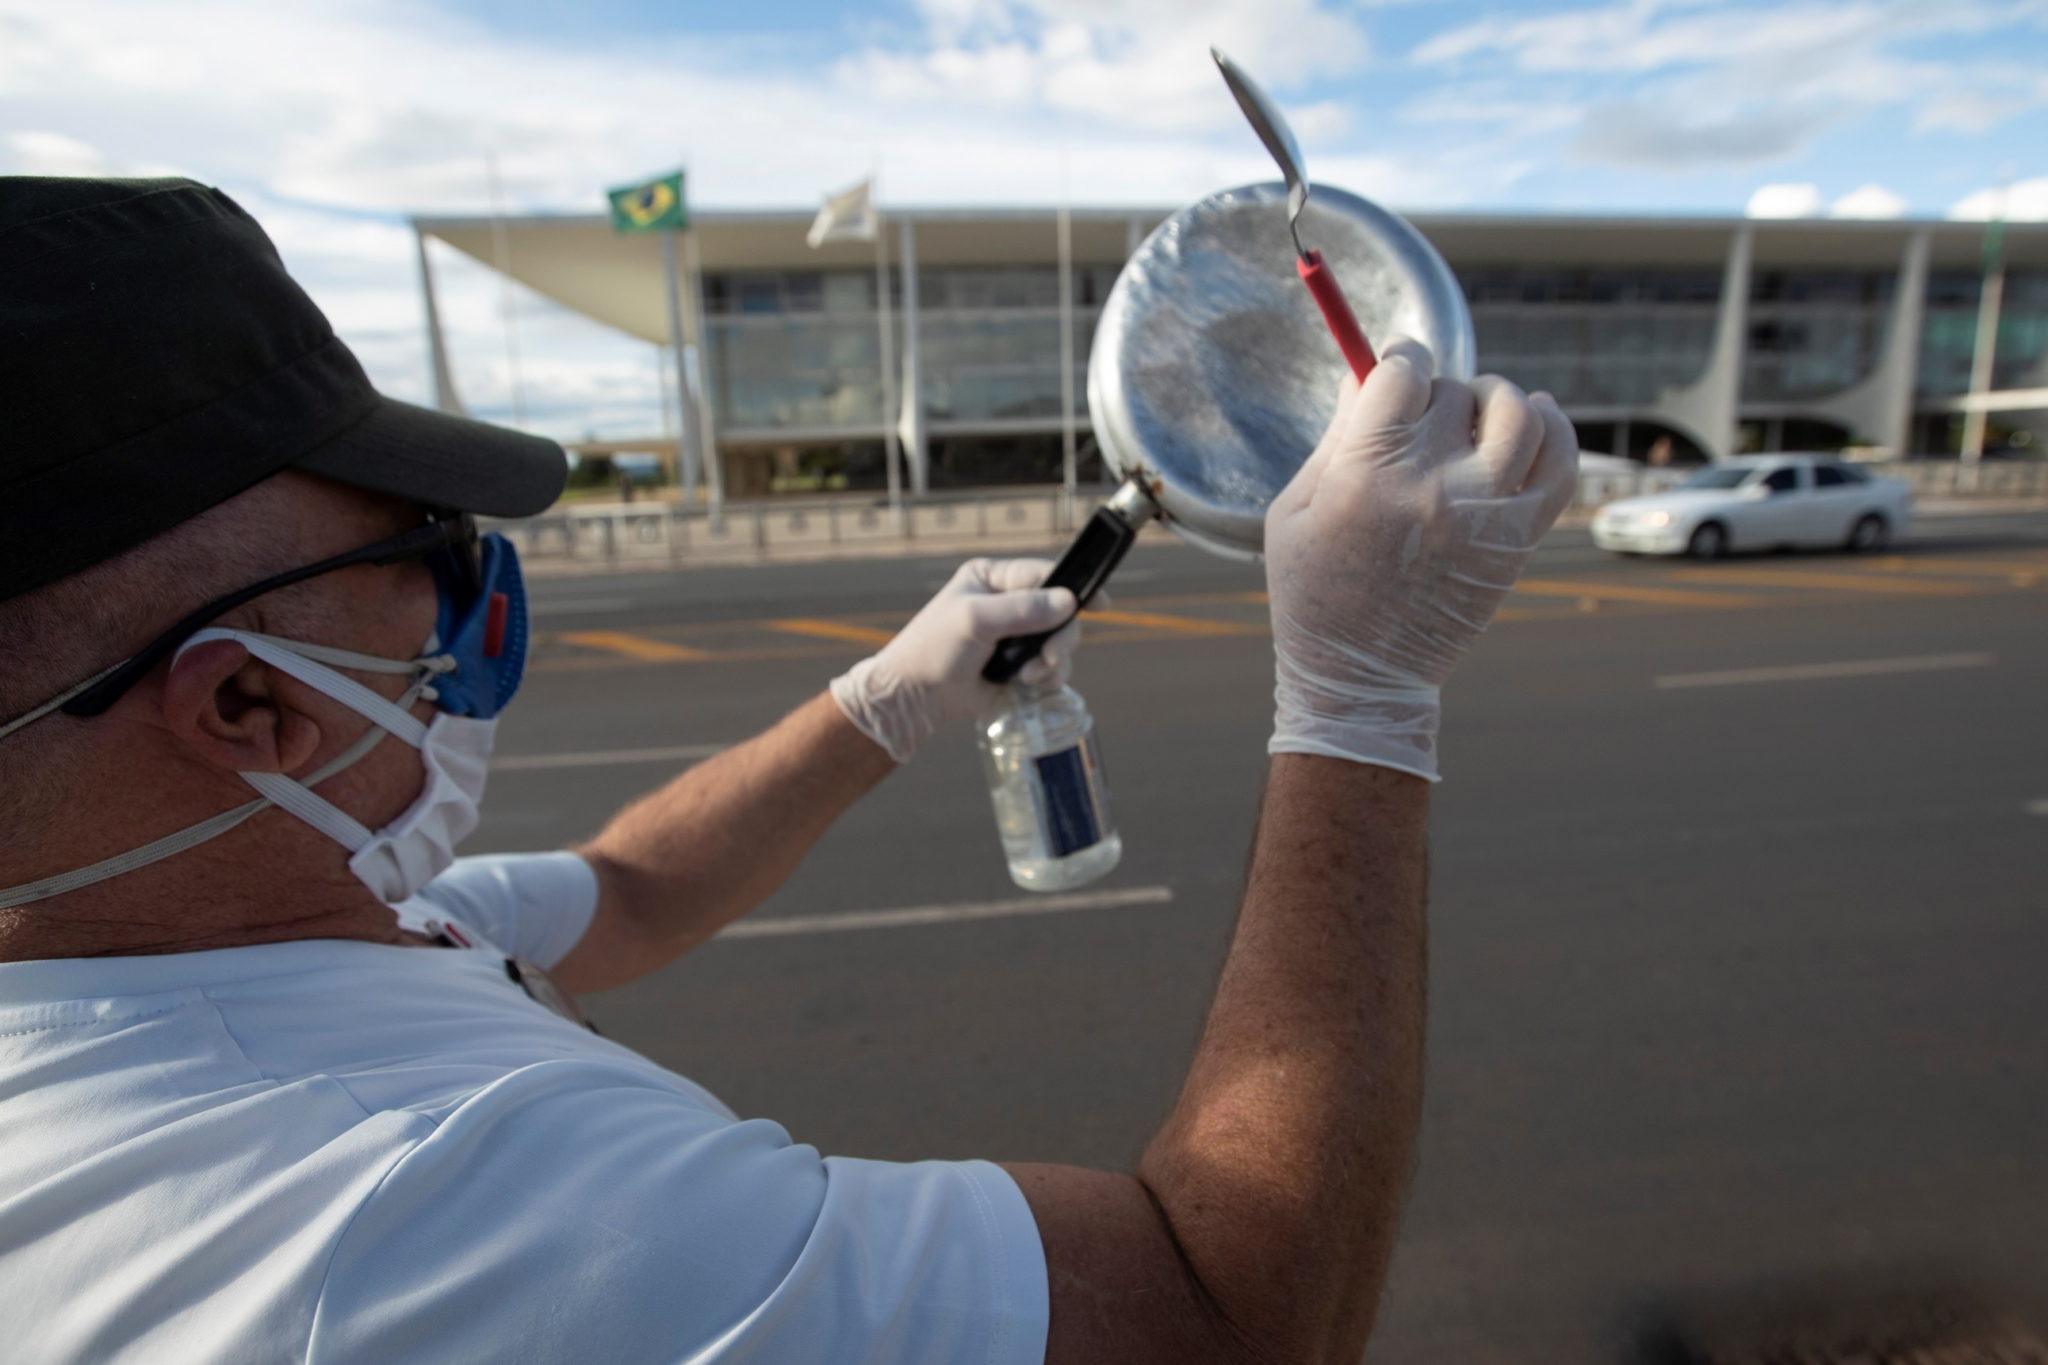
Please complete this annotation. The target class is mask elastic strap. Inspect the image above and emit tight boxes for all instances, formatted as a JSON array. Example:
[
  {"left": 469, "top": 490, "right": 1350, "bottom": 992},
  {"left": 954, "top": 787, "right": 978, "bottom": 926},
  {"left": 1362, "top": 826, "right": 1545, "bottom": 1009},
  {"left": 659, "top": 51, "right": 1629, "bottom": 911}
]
[
  {"left": 228, "top": 630, "right": 435, "bottom": 677},
  {"left": 185, "top": 629, "right": 434, "bottom": 750},
  {"left": 0, "top": 630, "right": 434, "bottom": 909},
  {"left": 0, "top": 721, "right": 390, "bottom": 910}
]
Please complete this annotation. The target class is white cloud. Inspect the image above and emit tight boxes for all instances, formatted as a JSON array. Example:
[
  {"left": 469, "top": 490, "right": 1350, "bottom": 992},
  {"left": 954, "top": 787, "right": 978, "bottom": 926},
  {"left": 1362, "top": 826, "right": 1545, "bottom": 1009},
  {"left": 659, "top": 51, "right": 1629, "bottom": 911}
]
[
  {"left": 1400, "top": 86, "right": 1586, "bottom": 137},
  {"left": 5, "top": 131, "right": 107, "bottom": 175},
  {"left": 1746, "top": 182, "right": 1824, "bottom": 218},
  {"left": 1576, "top": 103, "right": 1819, "bottom": 169},
  {"left": 1829, "top": 182, "right": 1907, "bottom": 219},
  {"left": 1949, "top": 176, "right": 2048, "bottom": 222},
  {"left": 841, "top": 0, "right": 1373, "bottom": 135},
  {"left": 1414, "top": 0, "right": 2048, "bottom": 172}
]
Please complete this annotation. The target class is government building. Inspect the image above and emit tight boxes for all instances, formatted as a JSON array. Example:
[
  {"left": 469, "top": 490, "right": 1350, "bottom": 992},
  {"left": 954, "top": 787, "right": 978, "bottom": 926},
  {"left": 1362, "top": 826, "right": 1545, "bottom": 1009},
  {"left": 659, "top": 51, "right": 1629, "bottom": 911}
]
[{"left": 412, "top": 205, "right": 2048, "bottom": 496}]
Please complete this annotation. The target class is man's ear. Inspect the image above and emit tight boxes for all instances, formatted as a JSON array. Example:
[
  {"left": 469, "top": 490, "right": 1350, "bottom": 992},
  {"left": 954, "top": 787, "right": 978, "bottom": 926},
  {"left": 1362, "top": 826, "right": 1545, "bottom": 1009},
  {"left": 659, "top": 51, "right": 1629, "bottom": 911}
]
[{"left": 159, "top": 639, "right": 324, "bottom": 775}]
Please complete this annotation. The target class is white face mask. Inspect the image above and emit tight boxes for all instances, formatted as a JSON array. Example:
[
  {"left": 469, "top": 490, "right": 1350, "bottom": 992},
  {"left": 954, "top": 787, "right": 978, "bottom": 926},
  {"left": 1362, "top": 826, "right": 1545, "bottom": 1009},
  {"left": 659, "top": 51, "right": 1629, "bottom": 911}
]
[{"left": 0, "top": 626, "right": 495, "bottom": 910}]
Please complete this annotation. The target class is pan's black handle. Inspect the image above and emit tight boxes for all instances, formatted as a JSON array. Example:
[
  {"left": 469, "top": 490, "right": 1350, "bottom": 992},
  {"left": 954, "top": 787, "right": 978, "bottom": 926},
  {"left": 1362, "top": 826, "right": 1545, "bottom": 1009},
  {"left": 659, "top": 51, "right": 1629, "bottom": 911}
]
[{"left": 982, "top": 500, "right": 1143, "bottom": 683}]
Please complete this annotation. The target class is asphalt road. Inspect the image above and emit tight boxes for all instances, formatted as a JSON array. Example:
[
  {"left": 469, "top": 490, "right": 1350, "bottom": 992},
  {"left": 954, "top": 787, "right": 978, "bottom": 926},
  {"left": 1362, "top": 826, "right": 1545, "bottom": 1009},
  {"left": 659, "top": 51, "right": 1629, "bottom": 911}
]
[{"left": 476, "top": 509, "right": 2048, "bottom": 1363}]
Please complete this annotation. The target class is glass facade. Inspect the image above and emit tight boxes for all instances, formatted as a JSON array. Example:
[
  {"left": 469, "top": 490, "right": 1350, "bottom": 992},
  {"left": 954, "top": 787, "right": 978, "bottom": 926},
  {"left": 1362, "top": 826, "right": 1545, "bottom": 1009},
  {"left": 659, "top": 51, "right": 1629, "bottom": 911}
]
[
  {"left": 1743, "top": 270, "right": 1892, "bottom": 400},
  {"left": 1918, "top": 270, "right": 2048, "bottom": 397},
  {"left": 1463, "top": 268, "right": 1719, "bottom": 407},
  {"left": 703, "top": 264, "right": 1117, "bottom": 433},
  {"left": 704, "top": 270, "right": 887, "bottom": 431},
  {"left": 695, "top": 257, "right": 2048, "bottom": 442}
]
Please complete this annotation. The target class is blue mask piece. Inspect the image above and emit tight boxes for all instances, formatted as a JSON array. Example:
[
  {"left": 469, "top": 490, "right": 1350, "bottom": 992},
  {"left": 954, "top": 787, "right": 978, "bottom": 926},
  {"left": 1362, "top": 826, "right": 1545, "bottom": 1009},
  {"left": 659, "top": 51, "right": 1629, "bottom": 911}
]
[{"left": 427, "top": 532, "right": 528, "bottom": 719}]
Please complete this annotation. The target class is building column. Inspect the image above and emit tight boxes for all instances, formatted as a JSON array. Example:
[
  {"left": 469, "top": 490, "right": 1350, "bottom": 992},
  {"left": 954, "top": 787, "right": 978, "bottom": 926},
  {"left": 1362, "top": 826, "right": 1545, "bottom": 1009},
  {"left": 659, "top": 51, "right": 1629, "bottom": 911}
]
[
  {"left": 897, "top": 216, "right": 929, "bottom": 496},
  {"left": 1807, "top": 228, "right": 1930, "bottom": 458},
  {"left": 413, "top": 224, "right": 466, "bottom": 417},
  {"left": 1648, "top": 225, "right": 1753, "bottom": 461},
  {"left": 681, "top": 229, "right": 726, "bottom": 514}
]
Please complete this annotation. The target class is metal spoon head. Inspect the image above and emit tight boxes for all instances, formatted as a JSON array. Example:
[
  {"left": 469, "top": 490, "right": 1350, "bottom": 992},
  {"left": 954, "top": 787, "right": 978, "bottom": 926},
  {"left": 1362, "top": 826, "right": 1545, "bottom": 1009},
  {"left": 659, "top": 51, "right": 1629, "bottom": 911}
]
[{"left": 1210, "top": 46, "right": 1310, "bottom": 245}]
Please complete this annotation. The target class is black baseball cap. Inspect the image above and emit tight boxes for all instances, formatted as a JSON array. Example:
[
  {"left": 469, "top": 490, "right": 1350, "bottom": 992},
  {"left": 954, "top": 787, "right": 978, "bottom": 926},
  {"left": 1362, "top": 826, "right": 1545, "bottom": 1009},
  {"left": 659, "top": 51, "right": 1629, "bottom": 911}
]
[{"left": 0, "top": 176, "right": 568, "bottom": 604}]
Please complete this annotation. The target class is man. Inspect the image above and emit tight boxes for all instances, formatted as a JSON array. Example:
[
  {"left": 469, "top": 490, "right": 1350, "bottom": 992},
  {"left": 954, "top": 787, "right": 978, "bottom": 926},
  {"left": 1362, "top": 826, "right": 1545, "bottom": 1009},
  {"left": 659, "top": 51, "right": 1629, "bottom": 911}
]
[{"left": 0, "top": 176, "right": 1576, "bottom": 1363}]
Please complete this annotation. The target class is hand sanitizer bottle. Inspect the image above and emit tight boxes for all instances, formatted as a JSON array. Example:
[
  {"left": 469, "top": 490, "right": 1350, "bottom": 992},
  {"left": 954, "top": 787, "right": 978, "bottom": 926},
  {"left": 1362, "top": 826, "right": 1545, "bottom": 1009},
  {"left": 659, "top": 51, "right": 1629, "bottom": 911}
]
[{"left": 976, "top": 679, "right": 1122, "bottom": 892}]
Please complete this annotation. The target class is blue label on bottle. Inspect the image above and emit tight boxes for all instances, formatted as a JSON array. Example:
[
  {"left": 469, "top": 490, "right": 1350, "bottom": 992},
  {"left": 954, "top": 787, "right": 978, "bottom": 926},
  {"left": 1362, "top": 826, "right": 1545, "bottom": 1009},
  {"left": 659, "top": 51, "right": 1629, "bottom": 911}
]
[{"left": 1033, "top": 744, "right": 1103, "bottom": 857}]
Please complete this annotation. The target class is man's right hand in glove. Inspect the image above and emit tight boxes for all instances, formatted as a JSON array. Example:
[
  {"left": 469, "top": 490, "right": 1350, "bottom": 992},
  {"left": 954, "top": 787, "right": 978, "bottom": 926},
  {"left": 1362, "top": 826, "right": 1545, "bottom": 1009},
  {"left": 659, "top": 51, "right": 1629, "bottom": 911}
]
[{"left": 1265, "top": 336, "right": 1580, "bottom": 778}]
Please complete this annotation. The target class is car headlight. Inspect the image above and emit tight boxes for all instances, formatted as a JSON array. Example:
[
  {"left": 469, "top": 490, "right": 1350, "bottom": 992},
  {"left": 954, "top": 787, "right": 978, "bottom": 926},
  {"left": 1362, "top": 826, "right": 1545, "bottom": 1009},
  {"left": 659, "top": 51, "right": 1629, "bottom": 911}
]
[{"left": 1645, "top": 511, "right": 1673, "bottom": 528}]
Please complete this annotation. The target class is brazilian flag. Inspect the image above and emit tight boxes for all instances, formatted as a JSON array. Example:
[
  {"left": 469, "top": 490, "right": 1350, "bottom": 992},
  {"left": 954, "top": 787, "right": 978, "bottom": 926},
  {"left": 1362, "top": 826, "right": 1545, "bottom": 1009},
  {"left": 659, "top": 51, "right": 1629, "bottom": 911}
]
[{"left": 607, "top": 171, "right": 687, "bottom": 233}]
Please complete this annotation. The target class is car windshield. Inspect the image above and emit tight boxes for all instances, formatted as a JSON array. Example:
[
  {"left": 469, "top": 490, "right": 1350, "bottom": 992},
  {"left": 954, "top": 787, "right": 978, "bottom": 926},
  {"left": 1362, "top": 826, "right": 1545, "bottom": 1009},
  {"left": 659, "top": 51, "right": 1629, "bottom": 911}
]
[{"left": 1677, "top": 466, "right": 1754, "bottom": 490}]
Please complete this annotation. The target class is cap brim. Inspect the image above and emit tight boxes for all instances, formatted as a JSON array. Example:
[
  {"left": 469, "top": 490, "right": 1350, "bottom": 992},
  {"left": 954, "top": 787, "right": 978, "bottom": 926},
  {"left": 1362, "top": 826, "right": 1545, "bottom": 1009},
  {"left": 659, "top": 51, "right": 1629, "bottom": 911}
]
[{"left": 293, "top": 396, "right": 567, "bottom": 518}]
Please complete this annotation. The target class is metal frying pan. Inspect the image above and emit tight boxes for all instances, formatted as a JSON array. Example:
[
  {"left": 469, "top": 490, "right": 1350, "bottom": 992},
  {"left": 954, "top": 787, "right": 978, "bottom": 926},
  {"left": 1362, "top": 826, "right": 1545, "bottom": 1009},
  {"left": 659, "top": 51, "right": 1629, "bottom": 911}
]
[{"left": 980, "top": 182, "right": 1475, "bottom": 682}]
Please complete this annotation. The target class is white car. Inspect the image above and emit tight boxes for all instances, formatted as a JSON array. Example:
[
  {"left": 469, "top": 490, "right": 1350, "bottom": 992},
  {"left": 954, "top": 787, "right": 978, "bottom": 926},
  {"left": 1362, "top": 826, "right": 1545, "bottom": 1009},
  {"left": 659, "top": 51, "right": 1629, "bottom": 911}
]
[{"left": 1591, "top": 455, "right": 1914, "bottom": 559}]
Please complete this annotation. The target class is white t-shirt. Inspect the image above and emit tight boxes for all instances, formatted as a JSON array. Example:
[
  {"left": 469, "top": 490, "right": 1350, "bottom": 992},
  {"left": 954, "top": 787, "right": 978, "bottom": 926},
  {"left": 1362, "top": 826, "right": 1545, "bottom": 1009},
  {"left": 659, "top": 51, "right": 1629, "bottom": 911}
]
[{"left": 0, "top": 853, "right": 1049, "bottom": 1364}]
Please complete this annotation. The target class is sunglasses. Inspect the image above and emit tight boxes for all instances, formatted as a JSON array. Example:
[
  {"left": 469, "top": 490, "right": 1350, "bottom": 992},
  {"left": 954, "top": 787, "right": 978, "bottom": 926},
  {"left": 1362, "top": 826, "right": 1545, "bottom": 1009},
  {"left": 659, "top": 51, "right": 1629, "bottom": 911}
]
[{"left": 60, "top": 510, "right": 483, "bottom": 720}]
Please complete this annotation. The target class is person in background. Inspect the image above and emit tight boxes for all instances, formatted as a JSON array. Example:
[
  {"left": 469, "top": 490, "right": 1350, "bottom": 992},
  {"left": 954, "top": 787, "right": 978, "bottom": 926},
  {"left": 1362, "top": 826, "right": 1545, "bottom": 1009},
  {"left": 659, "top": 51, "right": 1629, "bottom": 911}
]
[{"left": 0, "top": 176, "right": 1575, "bottom": 1363}]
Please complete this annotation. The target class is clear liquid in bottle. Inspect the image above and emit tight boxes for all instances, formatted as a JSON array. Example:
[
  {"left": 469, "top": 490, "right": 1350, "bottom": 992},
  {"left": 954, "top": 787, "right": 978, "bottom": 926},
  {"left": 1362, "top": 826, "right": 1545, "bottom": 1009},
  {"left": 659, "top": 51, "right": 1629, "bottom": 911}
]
[{"left": 976, "top": 679, "right": 1122, "bottom": 892}]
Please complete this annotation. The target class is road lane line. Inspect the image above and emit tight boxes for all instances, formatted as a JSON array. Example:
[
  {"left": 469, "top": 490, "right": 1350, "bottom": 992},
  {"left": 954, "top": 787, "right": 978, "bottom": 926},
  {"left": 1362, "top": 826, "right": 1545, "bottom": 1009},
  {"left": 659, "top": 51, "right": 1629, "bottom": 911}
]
[
  {"left": 1084, "top": 609, "right": 1264, "bottom": 636},
  {"left": 1665, "top": 568, "right": 1974, "bottom": 596},
  {"left": 530, "top": 597, "right": 636, "bottom": 616},
  {"left": 765, "top": 618, "right": 899, "bottom": 646},
  {"left": 1654, "top": 652, "right": 1996, "bottom": 690},
  {"left": 1875, "top": 556, "right": 2048, "bottom": 583},
  {"left": 493, "top": 743, "right": 729, "bottom": 771},
  {"left": 556, "top": 630, "right": 712, "bottom": 662},
  {"left": 1514, "top": 578, "right": 1765, "bottom": 608},
  {"left": 1878, "top": 555, "right": 2048, "bottom": 574},
  {"left": 718, "top": 885, "right": 1174, "bottom": 939}
]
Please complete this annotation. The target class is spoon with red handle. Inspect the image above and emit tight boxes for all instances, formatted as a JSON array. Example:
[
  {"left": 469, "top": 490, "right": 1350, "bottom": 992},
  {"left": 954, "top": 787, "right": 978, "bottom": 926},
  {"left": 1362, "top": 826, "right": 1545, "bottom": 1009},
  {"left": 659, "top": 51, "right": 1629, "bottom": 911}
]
[{"left": 1212, "top": 47, "right": 1377, "bottom": 382}]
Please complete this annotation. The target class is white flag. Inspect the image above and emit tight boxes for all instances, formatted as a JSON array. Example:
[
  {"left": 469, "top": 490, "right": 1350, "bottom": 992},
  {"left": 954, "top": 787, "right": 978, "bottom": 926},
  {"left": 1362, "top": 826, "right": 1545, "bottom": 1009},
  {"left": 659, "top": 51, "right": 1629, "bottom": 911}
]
[{"left": 806, "top": 179, "right": 877, "bottom": 248}]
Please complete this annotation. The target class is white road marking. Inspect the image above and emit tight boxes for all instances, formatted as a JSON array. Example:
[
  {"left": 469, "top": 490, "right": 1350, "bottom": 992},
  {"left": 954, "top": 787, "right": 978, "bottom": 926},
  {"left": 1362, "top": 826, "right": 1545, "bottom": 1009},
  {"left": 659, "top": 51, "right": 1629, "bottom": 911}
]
[
  {"left": 718, "top": 885, "right": 1174, "bottom": 939},
  {"left": 492, "top": 743, "right": 728, "bottom": 771},
  {"left": 1654, "top": 652, "right": 1996, "bottom": 690},
  {"left": 530, "top": 597, "right": 636, "bottom": 616},
  {"left": 2026, "top": 799, "right": 2048, "bottom": 818}
]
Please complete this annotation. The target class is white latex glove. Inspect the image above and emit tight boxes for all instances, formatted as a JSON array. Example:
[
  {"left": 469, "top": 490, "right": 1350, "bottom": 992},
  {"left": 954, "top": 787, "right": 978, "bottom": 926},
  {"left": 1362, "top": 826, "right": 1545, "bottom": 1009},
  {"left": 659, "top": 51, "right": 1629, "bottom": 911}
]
[
  {"left": 1265, "top": 337, "right": 1579, "bottom": 780},
  {"left": 830, "top": 557, "right": 1092, "bottom": 763}
]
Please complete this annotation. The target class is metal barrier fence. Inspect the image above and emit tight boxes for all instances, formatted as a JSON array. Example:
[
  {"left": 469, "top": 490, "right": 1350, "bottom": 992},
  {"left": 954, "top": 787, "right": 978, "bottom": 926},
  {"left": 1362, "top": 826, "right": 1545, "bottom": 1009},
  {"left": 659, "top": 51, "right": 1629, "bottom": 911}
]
[
  {"left": 499, "top": 461, "right": 2048, "bottom": 569},
  {"left": 498, "top": 489, "right": 1086, "bottom": 569}
]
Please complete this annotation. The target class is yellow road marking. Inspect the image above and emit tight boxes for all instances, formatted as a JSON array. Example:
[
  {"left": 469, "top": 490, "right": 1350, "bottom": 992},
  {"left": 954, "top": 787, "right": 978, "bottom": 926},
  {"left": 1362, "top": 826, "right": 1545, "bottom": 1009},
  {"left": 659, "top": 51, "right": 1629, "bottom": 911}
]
[
  {"left": 1876, "top": 556, "right": 2048, "bottom": 580},
  {"left": 1515, "top": 578, "right": 1765, "bottom": 608},
  {"left": 1665, "top": 568, "right": 1973, "bottom": 596},
  {"left": 1084, "top": 609, "right": 1265, "bottom": 636},
  {"left": 556, "top": 630, "right": 713, "bottom": 661},
  {"left": 765, "top": 618, "right": 899, "bottom": 646}
]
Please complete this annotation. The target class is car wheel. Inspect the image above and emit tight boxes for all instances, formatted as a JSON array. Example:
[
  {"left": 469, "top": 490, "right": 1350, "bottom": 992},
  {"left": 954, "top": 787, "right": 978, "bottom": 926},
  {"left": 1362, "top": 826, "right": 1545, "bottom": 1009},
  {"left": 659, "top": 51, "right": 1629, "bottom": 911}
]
[
  {"left": 1687, "top": 521, "right": 1728, "bottom": 559},
  {"left": 1846, "top": 513, "right": 1889, "bottom": 553}
]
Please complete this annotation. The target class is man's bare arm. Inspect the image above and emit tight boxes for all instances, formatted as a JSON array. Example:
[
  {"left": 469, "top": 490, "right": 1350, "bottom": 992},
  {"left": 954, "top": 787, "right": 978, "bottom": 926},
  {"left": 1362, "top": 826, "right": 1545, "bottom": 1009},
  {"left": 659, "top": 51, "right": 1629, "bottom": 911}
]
[
  {"left": 1007, "top": 755, "right": 1427, "bottom": 1364},
  {"left": 1000, "top": 347, "right": 1580, "bottom": 1363},
  {"left": 556, "top": 693, "right": 892, "bottom": 993},
  {"left": 554, "top": 558, "right": 1087, "bottom": 995}
]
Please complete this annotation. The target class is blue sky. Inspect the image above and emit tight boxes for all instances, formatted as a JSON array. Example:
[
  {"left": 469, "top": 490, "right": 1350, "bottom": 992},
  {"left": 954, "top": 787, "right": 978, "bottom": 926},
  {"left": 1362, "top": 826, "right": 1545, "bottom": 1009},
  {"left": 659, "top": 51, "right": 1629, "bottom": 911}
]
[{"left": 4, "top": 0, "right": 2045, "bottom": 436}]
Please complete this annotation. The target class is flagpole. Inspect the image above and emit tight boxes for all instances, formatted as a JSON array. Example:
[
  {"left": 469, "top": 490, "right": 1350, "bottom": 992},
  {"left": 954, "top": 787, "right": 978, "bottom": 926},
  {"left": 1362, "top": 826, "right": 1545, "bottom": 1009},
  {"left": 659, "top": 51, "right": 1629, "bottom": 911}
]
[
  {"left": 681, "top": 224, "right": 725, "bottom": 520},
  {"left": 661, "top": 229, "right": 700, "bottom": 506},
  {"left": 1056, "top": 197, "right": 1078, "bottom": 504},
  {"left": 872, "top": 180, "right": 905, "bottom": 526}
]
